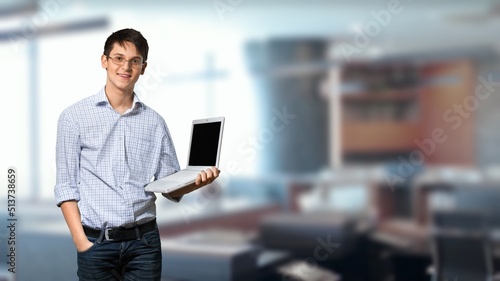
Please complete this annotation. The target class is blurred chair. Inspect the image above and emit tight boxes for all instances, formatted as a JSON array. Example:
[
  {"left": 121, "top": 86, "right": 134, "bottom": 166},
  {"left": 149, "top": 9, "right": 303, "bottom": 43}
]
[
  {"left": 433, "top": 209, "right": 489, "bottom": 230},
  {"left": 429, "top": 210, "right": 499, "bottom": 281},
  {"left": 259, "top": 212, "right": 357, "bottom": 260}
]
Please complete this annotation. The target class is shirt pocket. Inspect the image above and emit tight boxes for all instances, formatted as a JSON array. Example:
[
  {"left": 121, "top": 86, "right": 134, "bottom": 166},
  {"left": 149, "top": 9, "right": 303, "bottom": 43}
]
[
  {"left": 80, "top": 126, "right": 106, "bottom": 151},
  {"left": 127, "top": 134, "right": 156, "bottom": 176}
]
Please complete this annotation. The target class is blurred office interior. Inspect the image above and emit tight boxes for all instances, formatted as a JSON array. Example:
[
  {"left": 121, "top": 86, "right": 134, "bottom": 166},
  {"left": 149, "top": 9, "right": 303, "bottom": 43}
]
[{"left": 2, "top": 0, "right": 500, "bottom": 280}]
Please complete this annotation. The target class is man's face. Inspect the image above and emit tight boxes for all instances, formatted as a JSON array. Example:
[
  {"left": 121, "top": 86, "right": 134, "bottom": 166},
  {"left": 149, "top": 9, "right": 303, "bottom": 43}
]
[{"left": 101, "top": 41, "right": 147, "bottom": 93}]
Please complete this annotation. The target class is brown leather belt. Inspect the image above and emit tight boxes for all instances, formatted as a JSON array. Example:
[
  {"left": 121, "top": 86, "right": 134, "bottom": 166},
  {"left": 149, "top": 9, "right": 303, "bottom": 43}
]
[{"left": 83, "top": 219, "right": 156, "bottom": 241}]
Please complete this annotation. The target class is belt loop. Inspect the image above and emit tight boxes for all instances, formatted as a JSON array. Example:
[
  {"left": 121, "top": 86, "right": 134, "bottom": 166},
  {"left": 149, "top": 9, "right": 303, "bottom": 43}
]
[
  {"left": 97, "top": 228, "right": 105, "bottom": 243},
  {"left": 97, "top": 223, "right": 107, "bottom": 243},
  {"left": 135, "top": 226, "right": 141, "bottom": 240}
]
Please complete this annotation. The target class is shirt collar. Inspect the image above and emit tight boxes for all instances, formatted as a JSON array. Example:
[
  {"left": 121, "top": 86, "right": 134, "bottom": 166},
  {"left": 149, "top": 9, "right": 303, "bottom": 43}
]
[{"left": 95, "top": 87, "right": 145, "bottom": 111}]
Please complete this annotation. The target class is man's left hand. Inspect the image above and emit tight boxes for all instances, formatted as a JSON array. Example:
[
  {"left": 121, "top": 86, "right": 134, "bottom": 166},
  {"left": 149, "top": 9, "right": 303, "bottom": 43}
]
[
  {"left": 195, "top": 166, "right": 220, "bottom": 186},
  {"left": 166, "top": 167, "right": 220, "bottom": 198}
]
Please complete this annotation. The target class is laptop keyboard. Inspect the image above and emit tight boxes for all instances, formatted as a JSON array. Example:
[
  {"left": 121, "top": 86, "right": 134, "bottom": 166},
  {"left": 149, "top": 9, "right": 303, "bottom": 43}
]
[{"left": 165, "top": 170, "right": 200, "bottom": 181}]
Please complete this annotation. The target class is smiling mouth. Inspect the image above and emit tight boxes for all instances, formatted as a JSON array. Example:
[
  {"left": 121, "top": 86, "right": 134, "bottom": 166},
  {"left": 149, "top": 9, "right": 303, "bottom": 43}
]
[{"left": 118, "top": 73, "right": 131, "bottom": 79}]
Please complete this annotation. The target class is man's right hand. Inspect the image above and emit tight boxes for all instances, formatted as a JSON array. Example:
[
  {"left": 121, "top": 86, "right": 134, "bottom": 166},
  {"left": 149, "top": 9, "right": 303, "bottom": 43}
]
[
  {"left": 60, "top": 201, "right": 95, "bottom": 253},
  {"left": 76, "top": 238, "right": 94, "bottom": 253}
]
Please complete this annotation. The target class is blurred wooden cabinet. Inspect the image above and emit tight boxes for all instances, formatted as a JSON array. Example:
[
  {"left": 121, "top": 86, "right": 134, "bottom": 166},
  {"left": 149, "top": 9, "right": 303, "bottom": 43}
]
[
  {"left": 419, "top": 60, "right": 475, "bottom": 165},
  {"left": 341, "top": 60, "right": 475, "bottom": 165}
]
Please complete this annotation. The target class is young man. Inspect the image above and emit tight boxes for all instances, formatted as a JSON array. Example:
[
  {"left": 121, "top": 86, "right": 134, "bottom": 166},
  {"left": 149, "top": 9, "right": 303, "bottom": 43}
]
[{"left": 54, "top": 28, "right": 219, "bottom": 281}]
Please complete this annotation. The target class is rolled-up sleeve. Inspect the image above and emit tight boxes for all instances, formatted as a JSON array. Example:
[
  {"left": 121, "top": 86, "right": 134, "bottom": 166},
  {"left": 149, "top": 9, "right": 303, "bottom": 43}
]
[
  {"left": 54, "top": 110, "right": 81, "bottom": 206},
  {"left": 155, "top": 121, "right": 182, "bottom": 202}
]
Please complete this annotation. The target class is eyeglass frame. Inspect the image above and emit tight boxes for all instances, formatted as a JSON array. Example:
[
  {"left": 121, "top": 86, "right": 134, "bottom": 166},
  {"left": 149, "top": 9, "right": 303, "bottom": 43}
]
[{"left": 106, "top": 55, "right": 145, "bottom": 68}]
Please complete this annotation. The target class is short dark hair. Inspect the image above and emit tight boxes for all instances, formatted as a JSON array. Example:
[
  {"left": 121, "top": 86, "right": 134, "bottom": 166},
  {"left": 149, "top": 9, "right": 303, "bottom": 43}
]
[{"left": 103, "top": 28, "right": 149, "bottom": 62}]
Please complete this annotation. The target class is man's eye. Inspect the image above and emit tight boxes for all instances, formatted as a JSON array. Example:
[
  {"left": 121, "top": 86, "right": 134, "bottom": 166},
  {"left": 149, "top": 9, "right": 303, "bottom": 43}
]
[
  {"left": 114, "top": 57, "right": 125, "bottom": 62},
  {"left": 132, "top": 59, "right": 141, "bottom": 65}
]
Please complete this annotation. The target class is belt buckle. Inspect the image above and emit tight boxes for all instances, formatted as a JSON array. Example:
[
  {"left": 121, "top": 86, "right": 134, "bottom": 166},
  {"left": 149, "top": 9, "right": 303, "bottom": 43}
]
[{"left": 104, "top": 228, "right": 114, "bottom": 241}]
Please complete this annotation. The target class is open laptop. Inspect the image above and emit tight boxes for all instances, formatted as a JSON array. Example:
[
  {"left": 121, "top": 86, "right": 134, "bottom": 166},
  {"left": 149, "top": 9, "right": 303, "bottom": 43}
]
[{"left": 145, "top": 116, "right": 225, "bottom": 193}]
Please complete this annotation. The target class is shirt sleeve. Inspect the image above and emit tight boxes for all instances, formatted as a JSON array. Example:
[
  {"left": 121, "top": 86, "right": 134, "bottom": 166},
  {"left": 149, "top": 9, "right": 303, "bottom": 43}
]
[
  {"left": 155, "top": 121, "right": 182, "bottom": 202},
  {"left": 54, "top": 110, "right": 81, "bottom": 207}
]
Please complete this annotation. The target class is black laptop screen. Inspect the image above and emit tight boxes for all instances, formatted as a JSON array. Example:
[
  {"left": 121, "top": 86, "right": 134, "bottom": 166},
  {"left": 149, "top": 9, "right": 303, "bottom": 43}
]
[{"left": 188, "top": 121, "right": 221, "bottom": 166}]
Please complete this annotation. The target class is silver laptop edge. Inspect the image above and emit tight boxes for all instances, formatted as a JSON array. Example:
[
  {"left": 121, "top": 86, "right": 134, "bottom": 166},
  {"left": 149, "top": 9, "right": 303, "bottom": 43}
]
[{"left": 185, "top": 116, "right": 225, "bottom": 171}]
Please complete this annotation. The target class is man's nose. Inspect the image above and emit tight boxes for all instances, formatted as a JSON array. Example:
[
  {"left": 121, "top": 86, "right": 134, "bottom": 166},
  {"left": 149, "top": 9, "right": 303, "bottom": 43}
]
[{"left": 121, "top": 60, "right": 132, "bottom": 70}]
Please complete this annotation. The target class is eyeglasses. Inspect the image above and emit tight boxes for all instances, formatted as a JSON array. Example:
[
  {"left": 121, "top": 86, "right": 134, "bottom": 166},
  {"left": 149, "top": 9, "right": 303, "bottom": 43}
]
[{"left": 106, "top": 55, "right": 144, "bottom": 68}]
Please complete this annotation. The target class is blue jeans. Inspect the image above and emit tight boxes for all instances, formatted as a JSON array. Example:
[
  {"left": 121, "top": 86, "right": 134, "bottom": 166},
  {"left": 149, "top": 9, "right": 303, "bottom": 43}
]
[{"left": 77, "top": 228, "right": 162, "bottom": 281}]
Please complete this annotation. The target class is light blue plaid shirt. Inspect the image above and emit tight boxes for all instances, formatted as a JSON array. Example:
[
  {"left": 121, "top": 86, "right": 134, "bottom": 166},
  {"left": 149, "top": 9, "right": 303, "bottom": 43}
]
[{"left": 54, "top": 87, "right": 180, "bottom": 228}]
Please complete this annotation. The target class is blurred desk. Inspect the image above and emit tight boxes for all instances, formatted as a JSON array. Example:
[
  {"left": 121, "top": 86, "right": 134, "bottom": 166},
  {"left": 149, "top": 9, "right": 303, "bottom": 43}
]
[
  {"left": 371, "top": 219, "right": 430, "bottom": 257},
  {"left": 367, "top": 220, "right": 431, "bottom": 281},
  {"left": 369, "top": 167, "right": 500, "bottom": 280},
  {"left": 370, "top": 219, "right": 500, "bottom": 281},
  {"left": 372, "top": 219, "right": 500, "bottom": 259},
  {"left": 412, "top": 166, "right": 500, "bottom": 225},
  {"left": 259, "top": 212, "right": 368, "bottom": 258},
  {"left": 162, "top": 229, "right": 258, "bottom": 281},
  {"left": 158, "top": 203, "right": 281, "bottom": 237}
]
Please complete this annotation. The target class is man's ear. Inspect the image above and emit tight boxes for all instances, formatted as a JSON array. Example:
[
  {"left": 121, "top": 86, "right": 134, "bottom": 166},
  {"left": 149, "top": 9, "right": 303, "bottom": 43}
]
[
  {"left": 101, "top": 54, "right": 108, "bottom": 70},
  {"left": 140, "top": 62, "right": 147, "bottom": 75}
]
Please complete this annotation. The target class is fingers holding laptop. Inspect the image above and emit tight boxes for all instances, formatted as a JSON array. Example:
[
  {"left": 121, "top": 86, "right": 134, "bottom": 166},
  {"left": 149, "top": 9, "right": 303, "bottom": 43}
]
[
  {"left": 195, "top": 166, "right": 220, "bottom": 186},
  {"left": 166, "top": 167, "right": 221, "bottom": 198}
]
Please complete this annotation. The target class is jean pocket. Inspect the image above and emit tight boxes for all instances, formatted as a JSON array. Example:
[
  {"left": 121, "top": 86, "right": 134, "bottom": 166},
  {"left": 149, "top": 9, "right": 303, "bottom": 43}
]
[{"left": 141, "top": 229, "right": 160, "bottom": 248}]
